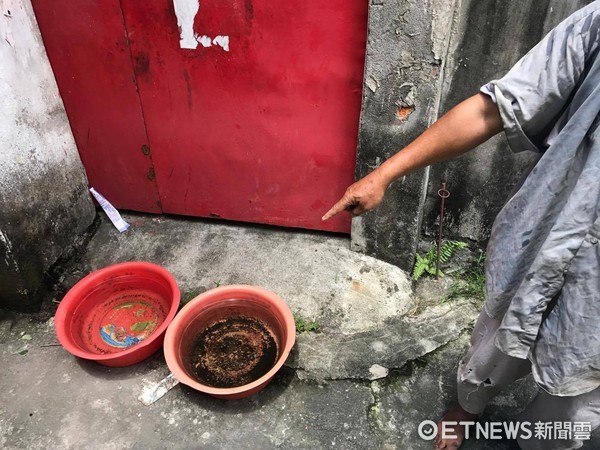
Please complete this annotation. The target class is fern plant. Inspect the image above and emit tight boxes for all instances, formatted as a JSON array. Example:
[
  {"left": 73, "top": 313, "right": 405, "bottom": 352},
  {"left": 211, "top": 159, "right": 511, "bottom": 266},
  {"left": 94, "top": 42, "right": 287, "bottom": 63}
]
[{"left": 412, "top": 240, "right": 468, "bottom": 281}]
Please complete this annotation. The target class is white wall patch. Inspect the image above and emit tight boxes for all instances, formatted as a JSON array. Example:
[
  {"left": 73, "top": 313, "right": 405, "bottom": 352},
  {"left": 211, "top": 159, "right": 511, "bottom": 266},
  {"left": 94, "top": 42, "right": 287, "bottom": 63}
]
[
  {"left": 173, "top": 0, "right": 230, "bottom": 52},
  {"left": 173, "top": 0, "right": 199, "bottom": 49},
  {"left": 212, "top": 35, "right": 229, "bottom": 52},
  {"left": 197, "top": 35, "right": 212, "bottom": 48}
]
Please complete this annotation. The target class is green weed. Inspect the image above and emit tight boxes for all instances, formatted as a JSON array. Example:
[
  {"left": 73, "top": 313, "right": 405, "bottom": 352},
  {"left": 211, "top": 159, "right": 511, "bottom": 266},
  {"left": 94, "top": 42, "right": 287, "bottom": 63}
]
[
  {"left": 182, "top": 290, "right": 199, "bottom": 303},
  {"left": 293, "top": 313, "right": 320, "bottom": 333},
  {"left": 443, "top": 250, "right": 486, "bottom": 302},
  {"left": 412, "top": 240, "right": 468, "bottom": 281}
]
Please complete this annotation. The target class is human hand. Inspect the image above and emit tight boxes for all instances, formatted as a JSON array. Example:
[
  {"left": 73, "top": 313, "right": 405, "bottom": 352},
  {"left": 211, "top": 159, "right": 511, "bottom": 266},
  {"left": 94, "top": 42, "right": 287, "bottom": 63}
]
[{"left": 322, "top": 170, "right": 389, "bottom": 221}]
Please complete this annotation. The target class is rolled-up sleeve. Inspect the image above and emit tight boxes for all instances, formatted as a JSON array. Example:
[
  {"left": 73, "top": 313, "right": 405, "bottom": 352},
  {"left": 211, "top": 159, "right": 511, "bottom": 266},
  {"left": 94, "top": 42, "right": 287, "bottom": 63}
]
[{"left": 480, "top": 3, "right": 600, "bottom": 152}]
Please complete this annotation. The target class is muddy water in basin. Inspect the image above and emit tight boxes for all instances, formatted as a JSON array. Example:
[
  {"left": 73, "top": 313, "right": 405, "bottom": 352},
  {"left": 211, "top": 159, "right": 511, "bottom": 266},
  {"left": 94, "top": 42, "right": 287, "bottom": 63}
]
[{"left": 190, "top": 316, "right": 278, "bottom": 388}]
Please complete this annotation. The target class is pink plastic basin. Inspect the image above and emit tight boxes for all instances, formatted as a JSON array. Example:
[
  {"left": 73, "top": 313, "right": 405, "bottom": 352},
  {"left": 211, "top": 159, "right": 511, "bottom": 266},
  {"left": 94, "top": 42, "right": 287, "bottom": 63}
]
[{"left": 164, "top": 285, "right": 295, "bottom": 400}]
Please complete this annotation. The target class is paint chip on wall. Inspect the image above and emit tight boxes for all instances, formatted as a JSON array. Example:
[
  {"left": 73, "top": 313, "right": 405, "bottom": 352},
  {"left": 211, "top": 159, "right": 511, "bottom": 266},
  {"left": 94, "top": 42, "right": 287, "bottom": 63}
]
[
  {"left": 396, "top": 106, "right": 415, "bottom": 123},
  {"left": 366, "top": 77, "right": 378, "bottom": 93}
]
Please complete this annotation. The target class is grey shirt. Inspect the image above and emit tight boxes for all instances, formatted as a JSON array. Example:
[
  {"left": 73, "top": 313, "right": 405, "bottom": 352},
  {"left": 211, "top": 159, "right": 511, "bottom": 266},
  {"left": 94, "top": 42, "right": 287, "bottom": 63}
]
[{"left": 480, "top": 1, "right": 600, "bottom": 396}]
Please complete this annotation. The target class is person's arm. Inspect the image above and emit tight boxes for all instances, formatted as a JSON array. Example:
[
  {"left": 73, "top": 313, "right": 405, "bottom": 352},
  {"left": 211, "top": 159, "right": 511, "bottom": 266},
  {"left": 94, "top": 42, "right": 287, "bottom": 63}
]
[{"left": 322, "top": 92, "right": 504, "bottom": 220}]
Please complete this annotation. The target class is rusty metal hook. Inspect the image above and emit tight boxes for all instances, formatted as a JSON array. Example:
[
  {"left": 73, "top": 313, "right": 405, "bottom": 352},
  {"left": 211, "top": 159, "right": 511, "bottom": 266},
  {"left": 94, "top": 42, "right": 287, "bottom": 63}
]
[{"left": 436, "top": 182, "right": 450, "bottom": 278}]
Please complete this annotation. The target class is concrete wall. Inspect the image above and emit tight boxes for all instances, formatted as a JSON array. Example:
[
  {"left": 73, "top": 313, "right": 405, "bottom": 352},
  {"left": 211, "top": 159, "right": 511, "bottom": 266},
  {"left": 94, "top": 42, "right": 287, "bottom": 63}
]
[
  {"left": 0, "top": 0, "right": 95, "bottom": 311},
  {"left": 422, "top": 0, "right": 593, "bottom": 242},
  {"left": 353, "top": 0, "right": 455, "bottom": 270},
  {"left": 354, "top": 0, "right": 593, "bottom": 270}
]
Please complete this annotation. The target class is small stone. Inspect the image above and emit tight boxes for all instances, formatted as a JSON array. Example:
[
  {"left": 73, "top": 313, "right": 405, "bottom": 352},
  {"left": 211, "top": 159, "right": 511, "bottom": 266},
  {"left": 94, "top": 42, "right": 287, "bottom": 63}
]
[
  {"left": 369, "top": 364, "right": 389, "bottom": 380},
  {"left": 21, "top": 334, "right": 32, "bottom": 341}
]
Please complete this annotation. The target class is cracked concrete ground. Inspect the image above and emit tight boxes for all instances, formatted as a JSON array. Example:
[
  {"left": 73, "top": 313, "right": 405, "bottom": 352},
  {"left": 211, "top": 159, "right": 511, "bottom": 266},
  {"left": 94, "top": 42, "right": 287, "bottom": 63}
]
[{"left": 1, "top": 213, "right": 597, "bottom": 449}]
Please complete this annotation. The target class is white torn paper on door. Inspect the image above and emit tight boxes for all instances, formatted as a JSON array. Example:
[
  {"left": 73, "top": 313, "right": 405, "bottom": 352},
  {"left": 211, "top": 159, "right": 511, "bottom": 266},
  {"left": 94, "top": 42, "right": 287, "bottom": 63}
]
[
  {"left": 89, "top": 188, "right": 130, "bottom": 233},
  {"left": 173, "top": 0, "right": 230, "bottom": 51},
  {"left": 212, "top": 35, "right": 229, "bottom": 51},
  {"left": 173, "top": 0, "right": 200, "bottom": 49}
]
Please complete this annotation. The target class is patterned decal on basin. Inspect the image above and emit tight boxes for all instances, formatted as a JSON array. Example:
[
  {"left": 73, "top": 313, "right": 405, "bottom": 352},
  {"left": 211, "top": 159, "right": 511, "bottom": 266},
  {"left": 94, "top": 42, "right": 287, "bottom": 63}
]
[{"left": 100, "top": 301, "right": 159, "bottom": 348}]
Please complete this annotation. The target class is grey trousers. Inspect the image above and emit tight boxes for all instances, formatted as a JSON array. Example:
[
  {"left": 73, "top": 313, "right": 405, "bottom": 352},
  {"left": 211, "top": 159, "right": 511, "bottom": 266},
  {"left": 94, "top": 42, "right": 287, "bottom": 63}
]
[{"left": 457, "top": 310, "right": 600, "bottom": 450}]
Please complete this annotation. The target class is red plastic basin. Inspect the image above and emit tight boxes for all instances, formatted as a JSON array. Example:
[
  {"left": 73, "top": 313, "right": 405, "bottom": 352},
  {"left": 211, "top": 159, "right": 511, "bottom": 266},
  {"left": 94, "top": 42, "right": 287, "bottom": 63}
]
[{"left": 55, "top": 262, "right": 180, "bottom": 367}]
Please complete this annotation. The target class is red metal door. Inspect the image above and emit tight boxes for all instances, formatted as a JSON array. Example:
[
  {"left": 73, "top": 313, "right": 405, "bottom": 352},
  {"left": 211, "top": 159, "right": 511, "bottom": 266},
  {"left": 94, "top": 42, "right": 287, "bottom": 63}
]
[
  {"left": 34, "top": 1, "right": 367, "bottom": 233},
  {"left": 32, "top": 0, "right": 162, "bottom": 213}
]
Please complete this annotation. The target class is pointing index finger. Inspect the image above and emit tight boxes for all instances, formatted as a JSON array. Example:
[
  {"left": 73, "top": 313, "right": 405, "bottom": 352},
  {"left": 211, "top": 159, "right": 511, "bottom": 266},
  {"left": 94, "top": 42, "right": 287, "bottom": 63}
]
[{"left": 322, "top": 196, "right": 352, "bottom": 221}]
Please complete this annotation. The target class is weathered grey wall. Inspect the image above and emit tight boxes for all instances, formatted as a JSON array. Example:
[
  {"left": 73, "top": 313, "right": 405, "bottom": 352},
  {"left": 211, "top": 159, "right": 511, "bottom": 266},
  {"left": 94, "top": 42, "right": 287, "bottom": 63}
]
[
  {"left": 353, "top": 0, "right": 458, "bottom": 270},
  {"left": 354, "top": 0, "right": 593, "bottom": 269},
  {"left": 0, "top": 0, "right": 95, "bottom": 311},
  {"left": 422, "top": 0, "right": 593, "bottom": 243}
]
